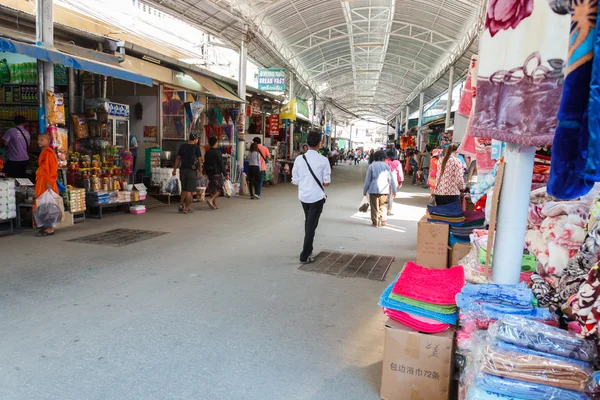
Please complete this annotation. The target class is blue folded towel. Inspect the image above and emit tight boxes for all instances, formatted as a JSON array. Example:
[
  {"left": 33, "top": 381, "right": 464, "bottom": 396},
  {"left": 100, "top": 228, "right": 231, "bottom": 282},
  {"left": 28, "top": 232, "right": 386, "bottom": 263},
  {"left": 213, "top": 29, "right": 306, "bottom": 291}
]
[
  {"left": 379, "top": 281, "right": 458, "bottom": 325},
  {"left": 476, "top": 374, "right": 590, "bottom": 400},
  {"left": 466, "top": 385, "right": 523, "bottom": 400},
  {"left": 456, "top": 283, "right": 533, "bottom": 309},
  {"left": 428, "top": 202, "right": 465, "bottom": 216}
]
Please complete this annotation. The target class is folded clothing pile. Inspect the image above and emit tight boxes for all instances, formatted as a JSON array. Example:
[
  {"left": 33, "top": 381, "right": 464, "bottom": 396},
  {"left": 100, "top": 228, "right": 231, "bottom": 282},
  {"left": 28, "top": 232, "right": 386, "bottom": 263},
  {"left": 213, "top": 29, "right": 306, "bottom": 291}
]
[
  {"left": 450, "top": 210, "right": 486, "bottom": 242},
  {"left": 427, "top": 202, "right": 466, "bottom": 226},
  {"left": 380, "top": 261, "right": 464, "bottom": 333},
  {"left": 466, "top": 315, "right": 597, "bottom": 399}
]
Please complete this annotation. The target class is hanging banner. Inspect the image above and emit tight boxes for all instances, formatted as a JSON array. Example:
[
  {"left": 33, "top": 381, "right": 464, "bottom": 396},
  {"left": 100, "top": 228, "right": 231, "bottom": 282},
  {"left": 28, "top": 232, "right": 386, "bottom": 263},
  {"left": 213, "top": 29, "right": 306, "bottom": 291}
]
[
  {"left": 269, "top": 114, "right": 279, "bottom": 135},
  {"left": 325, "top": 125, "right": 332, "bottom": 136},
  {"left": 296, "top": 98, "right": 309, "bottom": 119},
  {"left": 258, "top": 69, "right": 286, "bottom": 92},
  {"left": 251, "top": 97, "right": 261, "bottom": 115},
  {"left": 279, "top": 98, "right": 296, "bottom": 121}
]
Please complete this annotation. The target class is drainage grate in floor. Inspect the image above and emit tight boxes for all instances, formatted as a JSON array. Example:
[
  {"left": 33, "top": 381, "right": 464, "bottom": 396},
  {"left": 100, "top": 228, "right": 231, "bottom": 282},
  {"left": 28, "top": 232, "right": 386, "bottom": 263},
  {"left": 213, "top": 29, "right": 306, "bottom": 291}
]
[
  {"left": 298, "top": 251, "right": 394, "bottom": 281},
  {"left": 144, "top": 195, "right": 168, "bottom": 209},
  {"left": 68, "top": 228, "right": 168, "bottom": 247}
]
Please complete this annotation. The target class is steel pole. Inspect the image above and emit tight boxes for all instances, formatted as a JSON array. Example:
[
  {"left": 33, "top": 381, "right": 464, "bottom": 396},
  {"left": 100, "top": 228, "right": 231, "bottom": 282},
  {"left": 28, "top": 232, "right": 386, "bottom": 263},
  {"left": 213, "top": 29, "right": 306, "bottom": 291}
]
[
  {"left": 445, "top": 66, "right": 455, "bottom": 132},
  {"left": 417, "top": 92, "right": 424, "bottom": 151},
  {"left": 237, "top": 28, "right": 248, "bottom": 172},
  {"left": 36, "top": 0, "right": 54, "bottom": 132}
]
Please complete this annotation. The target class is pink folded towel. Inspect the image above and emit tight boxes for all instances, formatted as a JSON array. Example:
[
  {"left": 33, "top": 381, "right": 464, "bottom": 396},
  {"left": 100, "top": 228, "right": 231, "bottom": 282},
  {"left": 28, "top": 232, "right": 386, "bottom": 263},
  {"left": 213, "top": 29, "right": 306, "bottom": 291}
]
[
  {"left": 392, "top": 261, "right": 465, "bottom": 305},
  {"left": 384, "top": 308, "right": 452, "bottom": 333}
]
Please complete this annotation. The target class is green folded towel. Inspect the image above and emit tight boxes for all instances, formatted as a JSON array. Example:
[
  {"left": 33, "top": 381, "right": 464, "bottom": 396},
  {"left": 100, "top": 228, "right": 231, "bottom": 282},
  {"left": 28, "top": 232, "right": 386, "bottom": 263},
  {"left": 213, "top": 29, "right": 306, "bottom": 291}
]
[{"left": 388, "top": 293, "right": 458, "bottom": 314}]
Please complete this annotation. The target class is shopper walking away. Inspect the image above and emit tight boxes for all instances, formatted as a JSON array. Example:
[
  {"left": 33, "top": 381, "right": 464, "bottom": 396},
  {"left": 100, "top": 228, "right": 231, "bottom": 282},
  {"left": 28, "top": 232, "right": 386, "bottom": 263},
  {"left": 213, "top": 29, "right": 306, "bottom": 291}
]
[
  {"left": 368, "top": 149, "right": 375, "bottom": 164},
  {"left": 410, "top": 150, "right": 420, "bottom": 185},
  {"left": 253, "top": 137, "right": 270, "bottom": 199},
  {"left": 427, "top": 149, "right": 442, "bottom": 193},
  {"left": 34, "top": 133, "right": 58, "bottom": 236},
  {"left": 204, "top": 136, "right": 228, "bottom": 210},
  {"left": 420, "top": 147, "right": 431, "bottom": 189},
  {"left": 434, "top": 144, "right": 465, "bottom": 206},
  {"left": 1, "top": 115, "right": 30, "bottom": 178},
  {"left": 248, "top": 142, "right": 261, "bottom": 199},
  {"left": 386, "top": 151, "right": 404, "bottom": 216},
  {"left": 364, "top": 151, "right": 397, "bottom": 227},
  {"left": 129, "top": 133, "right": 138, "bottom": 180},
  {"left": 172, "top": 132, "right": 202, "bottom": 214},
  {"left": 292, "top": 131, "right": 331, "bottom": 264},
  {"left": 348, "top": 150, "right": 354, "bottom": 165}
]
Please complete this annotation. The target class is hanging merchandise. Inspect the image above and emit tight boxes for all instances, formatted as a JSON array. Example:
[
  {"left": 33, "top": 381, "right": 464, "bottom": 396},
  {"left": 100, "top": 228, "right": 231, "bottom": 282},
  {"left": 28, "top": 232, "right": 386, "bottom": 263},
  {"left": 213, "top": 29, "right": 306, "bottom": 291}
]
[
  {"left": 46, "top": 91, "right": 66, "bottom": 125},
  {"left": 457, "top": 56, "right": 478, "bottom": 158},
  {"left": 185, "top": 101, "right": 205, "bottom": 131},
  {"left": 470, "top": 0, "right": 570, "bottom": 146},
  {"left": 548, "top": 0, "right": 599, "bottom": 200}
]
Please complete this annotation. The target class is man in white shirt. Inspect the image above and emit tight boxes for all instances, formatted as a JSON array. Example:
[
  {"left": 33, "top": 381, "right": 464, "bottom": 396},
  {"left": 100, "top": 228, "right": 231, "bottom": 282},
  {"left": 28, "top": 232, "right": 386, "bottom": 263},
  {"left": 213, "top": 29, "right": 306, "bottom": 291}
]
[{"left": 292, "top": 131, "right": 332, "bottom": 264}]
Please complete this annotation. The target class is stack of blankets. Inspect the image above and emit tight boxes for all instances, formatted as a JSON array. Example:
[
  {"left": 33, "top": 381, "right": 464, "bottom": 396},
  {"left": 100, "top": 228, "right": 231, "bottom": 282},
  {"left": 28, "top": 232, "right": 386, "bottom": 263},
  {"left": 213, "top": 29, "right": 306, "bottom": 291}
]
[
  {"left": 427, "top": 202, "right": 465, "bottom": 226},
  {"left": 467, "top": 315, "right": 596, "bottom": 400},
  {"left": 380, "top": 262, "right": 464, "bottom": 333},
  {"left": 450, "top": 210, "right": 486, "bottom": 244}
]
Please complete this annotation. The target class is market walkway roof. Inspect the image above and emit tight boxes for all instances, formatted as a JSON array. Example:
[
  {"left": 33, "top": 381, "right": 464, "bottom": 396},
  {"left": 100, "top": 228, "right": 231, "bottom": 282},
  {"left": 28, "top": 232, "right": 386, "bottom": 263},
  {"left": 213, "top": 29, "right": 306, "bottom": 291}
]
[{"left": 146, "top": 0, "right": 485, "bottom": 122}]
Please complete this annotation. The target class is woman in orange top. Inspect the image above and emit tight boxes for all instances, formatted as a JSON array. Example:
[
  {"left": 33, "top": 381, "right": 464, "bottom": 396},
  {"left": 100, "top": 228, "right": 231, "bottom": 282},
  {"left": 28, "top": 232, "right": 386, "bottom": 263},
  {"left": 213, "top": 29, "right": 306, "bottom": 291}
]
[
  {"left": 427, "top": 148, "right": 443, "bottom": 193},
  {"left": 35, "top": 133, "right": 59, "bottom": 236}
]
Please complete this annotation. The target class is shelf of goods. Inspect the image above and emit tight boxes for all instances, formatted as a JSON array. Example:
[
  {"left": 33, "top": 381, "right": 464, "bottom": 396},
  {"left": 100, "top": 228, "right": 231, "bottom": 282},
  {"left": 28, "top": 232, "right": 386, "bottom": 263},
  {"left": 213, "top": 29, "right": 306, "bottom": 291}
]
[
  {"left": 85, "top": 190, "right": 142, "bottom": 219},
  {"left": 0, "top": 179, "right": 16, "bottom": 235}
]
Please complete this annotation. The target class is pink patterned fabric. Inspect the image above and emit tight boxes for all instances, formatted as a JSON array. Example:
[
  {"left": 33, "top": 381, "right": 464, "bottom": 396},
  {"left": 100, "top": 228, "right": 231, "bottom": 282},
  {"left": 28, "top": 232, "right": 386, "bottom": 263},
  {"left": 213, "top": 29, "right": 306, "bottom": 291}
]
[
  {"left": 486, "top": 0, "right": 534, "bottom": 37},
  {"left": 384, "top": 308, "right": 451, "bottom": 333},
  {"left": 434, "top": 156, "right": 466, "bottom": 196}
]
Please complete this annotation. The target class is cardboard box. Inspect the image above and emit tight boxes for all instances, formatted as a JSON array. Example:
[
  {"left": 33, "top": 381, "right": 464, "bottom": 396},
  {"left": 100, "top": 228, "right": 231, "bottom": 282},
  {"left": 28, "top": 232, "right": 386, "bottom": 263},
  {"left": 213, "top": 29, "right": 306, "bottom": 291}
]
[
  {"left": 381, "top": 319, "right": 455, "bottom": 400},
  {"left": 416, "top": 215, "right": 450, "bottom": 269},
  {"left": 449, "top": 243, "right": 471, "bottom": 267}
]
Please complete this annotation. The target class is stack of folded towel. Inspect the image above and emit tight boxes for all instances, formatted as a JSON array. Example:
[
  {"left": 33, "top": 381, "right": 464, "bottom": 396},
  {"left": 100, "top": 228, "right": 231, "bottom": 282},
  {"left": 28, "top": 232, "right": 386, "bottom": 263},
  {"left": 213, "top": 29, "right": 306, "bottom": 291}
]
[
  {"left": 380, "top": 261, "right": 465, "bottom": 333},
  {"left": 466, "top": 315, "right": 597, "bottom": 400},
  {"left": 427, "top": 202, "right": 466, "bottom": 226},
  {"left": 450, "top": 210, "right": 486, "bottom": 243}
]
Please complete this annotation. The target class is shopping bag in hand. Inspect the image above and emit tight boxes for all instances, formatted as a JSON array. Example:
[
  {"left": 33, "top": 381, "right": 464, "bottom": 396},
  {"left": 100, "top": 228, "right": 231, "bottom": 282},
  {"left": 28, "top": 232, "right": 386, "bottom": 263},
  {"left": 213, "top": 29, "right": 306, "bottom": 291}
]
[
  {"left": 34, "top": 189, "right": 63, "bottom": 227},
  {"left": 359, "top": 196, "right": 369, "bottom": 213},
  {"left": 224, "top": 179, "right": 233, "bottom": 198},
  {"left": 165, "top": 176, "right": 181, "bottom": 195}
]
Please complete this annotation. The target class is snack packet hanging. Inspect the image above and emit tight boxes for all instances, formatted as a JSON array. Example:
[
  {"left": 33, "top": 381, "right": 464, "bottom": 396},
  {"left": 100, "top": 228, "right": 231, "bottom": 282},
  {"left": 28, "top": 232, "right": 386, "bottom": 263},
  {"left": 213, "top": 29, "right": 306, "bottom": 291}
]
[
  {"left": 46, "top": 90, "right": 65, "bottom": 125},
  {"left": 71, "top": 114, "right": 89, "bottom": 138}
]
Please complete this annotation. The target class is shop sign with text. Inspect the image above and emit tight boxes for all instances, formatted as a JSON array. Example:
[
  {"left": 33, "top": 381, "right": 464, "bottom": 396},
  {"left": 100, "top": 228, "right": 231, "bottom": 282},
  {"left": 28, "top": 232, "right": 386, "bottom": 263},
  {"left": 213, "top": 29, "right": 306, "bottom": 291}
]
[
  {"left": 251, "top": 97, "right": 262, "bottom": 115},
  {"left": 269, "top": 114, "right": 279, "bottom": 134},
  {"left": 258, "top": 69, "right": 286, "bottom": 92}
]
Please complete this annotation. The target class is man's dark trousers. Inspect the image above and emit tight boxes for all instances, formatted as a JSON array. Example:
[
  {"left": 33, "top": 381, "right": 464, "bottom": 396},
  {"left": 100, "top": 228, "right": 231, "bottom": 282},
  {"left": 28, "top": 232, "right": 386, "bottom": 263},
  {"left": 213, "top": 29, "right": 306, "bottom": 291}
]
[{"left": 300, "top": 199, "right": 325, "bottom": 262}]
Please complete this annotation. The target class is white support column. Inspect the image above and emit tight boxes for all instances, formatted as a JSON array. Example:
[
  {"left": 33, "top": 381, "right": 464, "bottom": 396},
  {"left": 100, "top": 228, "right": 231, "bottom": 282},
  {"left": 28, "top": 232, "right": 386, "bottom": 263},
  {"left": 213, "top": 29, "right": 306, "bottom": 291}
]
[
  {"left": 445, "top": 66, "right": 455, "bottom": 132},
  {"left": 492, "top": 144, "right": 536, "bottom": 284},
  {"left": 36, "top": 0, "right": 54, "bottom": 132},
  {"left": 237, "top": 28, "right": 248, "bottom": 171},
  {"left": 417, "top": 92, "right": 425, "bottom": 151},
  {"left": 405, "top": 105, "right": 410, "bottom": 132}
]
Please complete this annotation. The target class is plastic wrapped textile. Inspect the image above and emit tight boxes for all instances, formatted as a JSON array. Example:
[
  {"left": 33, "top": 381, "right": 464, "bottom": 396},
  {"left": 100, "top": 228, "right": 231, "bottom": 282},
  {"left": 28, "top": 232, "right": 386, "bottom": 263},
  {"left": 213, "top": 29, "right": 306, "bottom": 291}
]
[
  {"left": 491, "top": 342, "right": 592, "bottom": 370},
  {"left": 466, "top": 385, "right": 524, "bottom": 400},
  {"left": 223, "top": 179, "right": 233, "bottom": 198},
  {"left": 456, "top": 283, "right": 534, "bottom": 309},
  {"left": 490, "top": 315, "right": 598, "bottom": 363},
  {"left": 164, "top": 176, "right": 180, "bottom": 195},
  {"left": 34, "top": 190, "right": 63, "bottom": 228},
  {"left": 359, "top": 196, "right": 369, "bottom": 213},
  {"left": 475, "top": 374, "right": 591, "bottom": 400},
  {"left": 379, "top": 280, "right": 458, "bottom": 325},
  {"left": 480, "top": 345, "right": 590, "bottom": 392}
]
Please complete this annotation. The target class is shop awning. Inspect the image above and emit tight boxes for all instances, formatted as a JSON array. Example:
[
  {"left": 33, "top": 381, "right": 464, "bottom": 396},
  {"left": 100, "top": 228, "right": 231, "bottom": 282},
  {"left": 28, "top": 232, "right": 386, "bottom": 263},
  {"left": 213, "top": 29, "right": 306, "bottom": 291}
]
[
  {"left": 0, "top": 38, "right": 153, "bottom": 87},
  {"left": 187, "top": 72, "right": 244, "bottom": 103}
]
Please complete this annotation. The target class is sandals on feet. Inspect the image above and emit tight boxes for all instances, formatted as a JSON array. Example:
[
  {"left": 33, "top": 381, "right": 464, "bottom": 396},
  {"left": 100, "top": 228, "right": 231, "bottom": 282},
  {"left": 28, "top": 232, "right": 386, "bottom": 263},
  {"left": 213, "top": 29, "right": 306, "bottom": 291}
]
[
  {"left": 36, "top": 230, "right": 55, "bottom": 237},
  {"left": 178, "top": 204, "right": 184, "bottom": 213},
  {"left": 206, "top": 200, "right": 216, "bottom": 210}
]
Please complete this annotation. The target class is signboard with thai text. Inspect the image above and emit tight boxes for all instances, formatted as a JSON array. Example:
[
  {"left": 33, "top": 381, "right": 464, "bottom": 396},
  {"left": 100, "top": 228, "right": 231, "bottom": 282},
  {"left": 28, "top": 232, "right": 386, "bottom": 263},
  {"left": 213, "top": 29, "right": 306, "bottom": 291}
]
[
  {"left": 269, "top": 114, "right": 279, "bottom": 135},
  {"left": 258, "top": 69, "right": 286, "bottom": 92}
]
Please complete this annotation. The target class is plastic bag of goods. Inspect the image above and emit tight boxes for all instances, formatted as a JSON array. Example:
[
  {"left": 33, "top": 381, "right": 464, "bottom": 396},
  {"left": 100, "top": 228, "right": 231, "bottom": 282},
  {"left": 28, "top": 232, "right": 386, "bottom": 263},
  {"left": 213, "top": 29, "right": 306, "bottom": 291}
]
[
  {"left": 34, "top": 190, "right": 63, "bottom": 227},
  {"left": 71, "top": 114, "right": 89, "bottom": 139},
  {"left": 224, "top": 179, "right": 233, "bottom": 198},
  {"left": 359, "top": 196, "right": 369, "bottom": 213},
  {"left": 46, "top": 91, "right": 65, "bottom": 125},
  {"left": 164, "top": 176, "right": 181, "bottom": 195}
]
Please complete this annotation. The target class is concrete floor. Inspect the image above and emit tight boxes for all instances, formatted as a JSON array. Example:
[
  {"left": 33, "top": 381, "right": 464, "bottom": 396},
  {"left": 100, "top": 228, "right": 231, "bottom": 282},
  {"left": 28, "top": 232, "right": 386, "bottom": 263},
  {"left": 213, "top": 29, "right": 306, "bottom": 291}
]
[{"left": 0, "top": 162, "right": 428, "bottom": 400}]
